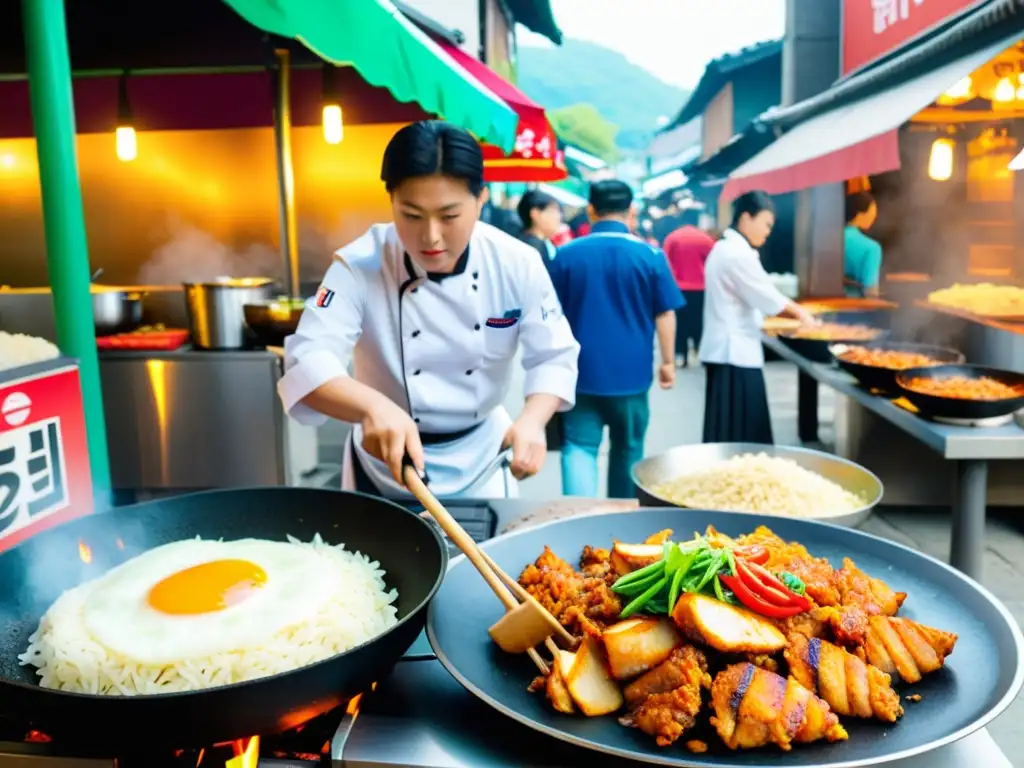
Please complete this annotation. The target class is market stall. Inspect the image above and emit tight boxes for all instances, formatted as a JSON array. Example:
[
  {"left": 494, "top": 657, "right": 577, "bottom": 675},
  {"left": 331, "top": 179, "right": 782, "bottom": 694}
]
[{"left": 5, "top": 0, "right": 540, "bottom": 497}]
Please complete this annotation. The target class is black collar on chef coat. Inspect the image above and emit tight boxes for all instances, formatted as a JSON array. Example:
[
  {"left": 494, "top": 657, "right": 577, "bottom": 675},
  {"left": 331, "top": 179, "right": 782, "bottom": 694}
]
[{"left": 401, "top": 247, "right": 471, "bottom": 286}]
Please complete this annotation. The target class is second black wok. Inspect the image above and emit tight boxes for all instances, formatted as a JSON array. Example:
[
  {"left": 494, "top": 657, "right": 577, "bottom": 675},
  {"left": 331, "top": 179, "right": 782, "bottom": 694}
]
[
  {"left": 895, "top": 364, "right": 1024, "bottom": 421},
  {"left": 244, "top": 297, "right": 306, "bottom": 347},
  {"left": 0, "top": 487, "right": 447, "bottom": 751}
]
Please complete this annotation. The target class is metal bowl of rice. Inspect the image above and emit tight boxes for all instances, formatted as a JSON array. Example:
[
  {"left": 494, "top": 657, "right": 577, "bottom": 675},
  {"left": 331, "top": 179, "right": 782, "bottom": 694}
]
[{"left": 631, "top": 443, "right": 883, "bottom": 528}]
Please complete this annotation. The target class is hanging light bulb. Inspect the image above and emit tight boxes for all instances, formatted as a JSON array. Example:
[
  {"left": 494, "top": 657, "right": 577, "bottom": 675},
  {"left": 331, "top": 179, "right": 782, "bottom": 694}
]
[
  {"left": 322, "top": 65, "right": 344, "bottom": 145},
  {"left": 993, "top": 77, "right": 1015, "bottom": 104},
  {"left": 115, "top": 73, "right": 137, "bottom": 162},
  {"left": 928, "top": 137, "right": 955, "bottom": 181}
]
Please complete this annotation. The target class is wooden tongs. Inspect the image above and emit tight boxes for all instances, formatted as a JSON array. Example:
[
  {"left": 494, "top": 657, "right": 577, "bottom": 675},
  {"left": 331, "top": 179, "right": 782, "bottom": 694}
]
[{"left": 403, "top": 462, "right": 576, "bottom": 675}]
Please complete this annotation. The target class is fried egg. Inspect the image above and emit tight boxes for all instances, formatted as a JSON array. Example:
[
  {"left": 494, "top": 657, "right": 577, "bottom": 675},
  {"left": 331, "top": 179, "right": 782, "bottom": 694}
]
[{"left": 80, "top": 538, "right": 342, "bottom": 665}]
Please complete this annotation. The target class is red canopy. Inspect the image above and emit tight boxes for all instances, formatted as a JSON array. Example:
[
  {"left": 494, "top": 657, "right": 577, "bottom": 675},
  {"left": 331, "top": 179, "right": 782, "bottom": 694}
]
[{"left": 437, "top": 41, "right": 567, "bottom": 183}]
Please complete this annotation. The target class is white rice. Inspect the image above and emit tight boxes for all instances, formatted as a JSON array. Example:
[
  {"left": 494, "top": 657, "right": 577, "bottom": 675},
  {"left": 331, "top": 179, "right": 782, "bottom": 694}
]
[
  {"left": 651, "top": 452, "right": 866, "bottom": 518},
  {"left": 18, "top": 534, "right": 399, "bottom": 695},
  {"left": 0, "top": 332, "right": 60, "bottom": 373}
]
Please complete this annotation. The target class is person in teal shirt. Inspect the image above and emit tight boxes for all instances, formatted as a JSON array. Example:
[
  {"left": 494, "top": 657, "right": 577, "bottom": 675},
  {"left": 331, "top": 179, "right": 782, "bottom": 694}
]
[{"left": 844, "top": 192, "right": 882, "bottom": 297}]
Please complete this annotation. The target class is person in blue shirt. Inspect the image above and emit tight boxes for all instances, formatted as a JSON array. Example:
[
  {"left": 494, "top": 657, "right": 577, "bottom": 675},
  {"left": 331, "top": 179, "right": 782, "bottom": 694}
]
[
  {"left": 844, "top": 192, "right": 883, "bottom": 297},
  {"left": 548, "top": 180, "right": 683, "bottom": 498}
]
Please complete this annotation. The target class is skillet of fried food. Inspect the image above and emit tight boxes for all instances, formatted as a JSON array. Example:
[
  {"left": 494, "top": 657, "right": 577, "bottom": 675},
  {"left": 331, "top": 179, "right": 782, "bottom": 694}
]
[
  {"left": 837, "top": 346, "right": 941, "bottom": 370},
  {"left": 517, "top": 525, "right": 957, "bottom": 754},
  {"left": 788, "top": 322, "right": 881, "bottom": 341},
  {"left": 901, "top": 375, "right": 1022, "bottom": 401}
]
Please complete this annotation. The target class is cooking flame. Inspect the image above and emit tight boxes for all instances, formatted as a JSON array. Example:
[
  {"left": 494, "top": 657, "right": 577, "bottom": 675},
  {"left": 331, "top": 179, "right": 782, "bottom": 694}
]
[
  {"left": 78, "top": 541, "right": 93, "bottom": 564},
  {"left": 346, "top": 680, "right": 379, "bottom": 717},
  {"left": 226, "top": 736, "right": 259, "bottom": 768}
]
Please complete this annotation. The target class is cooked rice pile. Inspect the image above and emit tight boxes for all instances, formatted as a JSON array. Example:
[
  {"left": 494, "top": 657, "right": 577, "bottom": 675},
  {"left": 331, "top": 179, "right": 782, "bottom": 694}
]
[
  {"left": 0, "top": 331, "right": 60, "bottom": 372},
  {"left": 18, "top": 534, "right": 398, "bottom": 695},
  {"left": 651, "top": 453, "right": 866, "bottom": 518}
]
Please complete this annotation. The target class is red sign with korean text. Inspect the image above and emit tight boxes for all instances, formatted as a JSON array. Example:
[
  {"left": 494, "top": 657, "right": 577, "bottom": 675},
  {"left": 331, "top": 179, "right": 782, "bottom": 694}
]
[
  {"left": 481, "top": 116, "right": 568, "bottom": 183},
  {"left": 0, "top": 365, "right": 94, "bottom": 553},
  {"left": 842, "top": 0, "right": 982, "bottom": 75}
]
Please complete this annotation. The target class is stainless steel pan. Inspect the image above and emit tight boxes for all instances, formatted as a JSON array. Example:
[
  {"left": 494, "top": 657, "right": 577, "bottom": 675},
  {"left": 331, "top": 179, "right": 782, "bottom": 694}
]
[{"left": 631, "top": 442, "right": 883, "bottom": 527}]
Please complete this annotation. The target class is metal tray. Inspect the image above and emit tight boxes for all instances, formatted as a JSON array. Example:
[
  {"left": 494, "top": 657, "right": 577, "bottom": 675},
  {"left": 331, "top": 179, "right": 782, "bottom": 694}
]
[
  {"left": 428, "top": 509, "right": 1024, "bottom": 768},
  {"left": 631, "top": 443, "right": 882, "bottom": 528}
]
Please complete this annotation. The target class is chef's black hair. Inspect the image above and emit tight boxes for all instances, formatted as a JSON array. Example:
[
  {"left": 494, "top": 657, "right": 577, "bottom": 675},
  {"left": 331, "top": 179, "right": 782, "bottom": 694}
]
[
  {"left": 589, "top": 179, "right": 633, "bottom": 216},
  {"left": 380, "top": 120, "right": 485, "bottom": 196},
  {"left": 517, "top": 190, "right": 559, "bottom": 229},
  {"left": 845, "top": 191, "right": 876, "bottom": 224},
  {"left": 730, "top": 190, "right": 775, "bottom": 227}
]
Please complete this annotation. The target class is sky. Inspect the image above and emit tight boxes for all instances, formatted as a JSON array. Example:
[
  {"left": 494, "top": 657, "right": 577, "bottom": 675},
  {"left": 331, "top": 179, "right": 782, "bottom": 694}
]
[{"left": 517, "top": 0, "right": 787, "bottom": 90}]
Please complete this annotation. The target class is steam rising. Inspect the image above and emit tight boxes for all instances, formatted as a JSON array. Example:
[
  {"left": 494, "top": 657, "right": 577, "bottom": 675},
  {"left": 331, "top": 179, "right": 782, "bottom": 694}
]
[
  {"left": 136, "top": 215, "right": 368, "bottom": 293},
  {"left": 137, "top": 217, "right": 283, "bottom": 286}
]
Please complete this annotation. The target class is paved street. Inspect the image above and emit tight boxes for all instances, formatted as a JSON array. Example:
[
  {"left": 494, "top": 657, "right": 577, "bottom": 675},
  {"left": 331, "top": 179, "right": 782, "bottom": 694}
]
[{"left": 319, "top": 357, "right": 1024, "bottom": 760}]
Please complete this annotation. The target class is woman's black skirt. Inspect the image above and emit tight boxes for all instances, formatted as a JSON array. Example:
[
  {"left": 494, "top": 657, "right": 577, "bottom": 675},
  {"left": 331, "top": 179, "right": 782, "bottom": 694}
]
[
  {"left": 702, "top": 363, "right": 774, "bottom": 444},
  {"left": 675, "top": 290, "right": 705, "bottom": 354}
]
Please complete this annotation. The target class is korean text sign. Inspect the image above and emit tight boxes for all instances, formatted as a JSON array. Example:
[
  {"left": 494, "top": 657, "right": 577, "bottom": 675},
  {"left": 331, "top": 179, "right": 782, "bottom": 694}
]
[
  {"left": 842, "top": 0, "right": 982, "bottom": 75},
  {"left": 0, "top": 365, "right": 94, "bottom": 553}
]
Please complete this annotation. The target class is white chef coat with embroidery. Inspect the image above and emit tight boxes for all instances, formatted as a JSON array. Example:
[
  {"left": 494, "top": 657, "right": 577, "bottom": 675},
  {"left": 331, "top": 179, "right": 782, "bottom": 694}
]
[
  {"left": 698, "top": 228, "right": 790, "bottom": 369},
  {"left": 278, "top": 221, "right": 580, "bottom": 499}
]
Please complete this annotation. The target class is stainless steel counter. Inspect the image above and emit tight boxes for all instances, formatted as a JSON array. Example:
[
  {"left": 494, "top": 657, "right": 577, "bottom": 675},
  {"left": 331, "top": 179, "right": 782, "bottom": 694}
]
[
  {"left": 99, "top": 347, "right": 317, "bottom": 492},
  {"left": 763, "top": 334, "right": 1024, "bottom": 581}
]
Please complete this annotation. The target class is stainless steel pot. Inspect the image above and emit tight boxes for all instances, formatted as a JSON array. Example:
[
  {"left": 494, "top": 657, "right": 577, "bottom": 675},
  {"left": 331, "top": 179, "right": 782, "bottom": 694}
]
[
  {"left": 631, "top": 442, "right": 883, "bottom": 528},
  {"left": 183, "top": 278, "right": 275, "bottom": 350},
  {"left": 92, "top": 289, "right": 143, "bottom": 336}
]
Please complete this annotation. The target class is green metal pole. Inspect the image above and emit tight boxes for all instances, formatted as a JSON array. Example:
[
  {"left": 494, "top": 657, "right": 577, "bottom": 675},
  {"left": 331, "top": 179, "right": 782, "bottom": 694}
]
[{"left": 21, "top": 0, "right": 111, "bottom": 497}]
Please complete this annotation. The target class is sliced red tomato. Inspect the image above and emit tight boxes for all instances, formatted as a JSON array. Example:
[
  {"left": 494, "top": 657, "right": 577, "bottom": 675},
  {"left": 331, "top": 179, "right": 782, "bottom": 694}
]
[
  {"left": 735, "top": 559, "right": 793, "bottom": 605},
  {"left": 732, "top": 545, "right": 769, "bottom": 566},
  {"left": 719, "top": 574, "right": 805, "bottom": 619},
  {"left": 743, "top": 560, "right": 812, "bottom": 611}
]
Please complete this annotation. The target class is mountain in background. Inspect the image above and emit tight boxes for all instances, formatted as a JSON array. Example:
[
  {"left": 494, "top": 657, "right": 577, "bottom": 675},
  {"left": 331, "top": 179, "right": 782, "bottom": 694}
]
[{"left": 516, "top": 39, "right": 691, "bottom": 151}]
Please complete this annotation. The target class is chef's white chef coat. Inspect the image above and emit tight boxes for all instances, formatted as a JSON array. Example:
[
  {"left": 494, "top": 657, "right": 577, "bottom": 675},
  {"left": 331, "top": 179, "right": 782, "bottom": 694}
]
[
  {"left": 698, "top": 228, "right": 789, "bottom": 369},
  {"left": 278, "top": 221, "right": 580, "bottom": 499}
]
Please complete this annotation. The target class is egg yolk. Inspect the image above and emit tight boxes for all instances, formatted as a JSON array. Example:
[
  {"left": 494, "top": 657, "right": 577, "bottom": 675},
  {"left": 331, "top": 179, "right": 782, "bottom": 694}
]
[{"left": 146, "top": 559, "right": 267, "bottom": 615}]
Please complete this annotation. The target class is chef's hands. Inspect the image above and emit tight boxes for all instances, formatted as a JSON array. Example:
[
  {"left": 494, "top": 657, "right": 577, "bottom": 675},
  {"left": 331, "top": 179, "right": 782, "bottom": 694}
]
[
  {"left": 360, "top": 399, "right": 425, "bottom": 484},
  {"left": 793, "top": 304, "right": 820, "bottom": 328},
  {"left": 502, "top": 415, "right": 547, "bottom": 480},
  {"left": 658, "top": 362, "right": 676, "bottom": 389}
]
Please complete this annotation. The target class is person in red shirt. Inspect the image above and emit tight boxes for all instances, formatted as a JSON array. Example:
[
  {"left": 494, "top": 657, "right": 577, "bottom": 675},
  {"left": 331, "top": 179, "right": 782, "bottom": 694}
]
[{"left": 663, "top": 222, "right": 717, "bottom": 367}]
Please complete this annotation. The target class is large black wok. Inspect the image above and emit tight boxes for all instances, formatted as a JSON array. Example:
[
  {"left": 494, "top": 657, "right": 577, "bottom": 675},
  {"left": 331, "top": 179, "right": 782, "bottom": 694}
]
[
  {"left": 0, "top": 487, "right": 447, "bottom": 752},
  {"left": 428, "top": 509, "right": 1024, "bottom": 767},
  {"left": 829, "top": 341, "right": 965, "bottom": 394},
  {"left": 779, "top": 311, "right": 890, "bottom": 364},
  {"left": 894, "top": 364, "right": 1024, "bottom": 421}
]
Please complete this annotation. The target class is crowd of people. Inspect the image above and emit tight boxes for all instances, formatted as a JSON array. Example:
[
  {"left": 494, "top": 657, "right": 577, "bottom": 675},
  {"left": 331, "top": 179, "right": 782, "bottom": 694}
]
[
  {"left": 507, "top": 180, "right": 818, "bottom": 497},
  {"left": 280, "top": 120, "right": 818, "bottom": 502}
]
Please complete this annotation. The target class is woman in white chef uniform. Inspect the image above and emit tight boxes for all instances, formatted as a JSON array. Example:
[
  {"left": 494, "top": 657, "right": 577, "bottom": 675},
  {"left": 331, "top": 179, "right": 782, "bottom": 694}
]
[
  {"left": 278, "top": 121, "right": 580, "bottom": 499},
  {"left": 699, "top": 190, "right": 817, "bottom": 444}
]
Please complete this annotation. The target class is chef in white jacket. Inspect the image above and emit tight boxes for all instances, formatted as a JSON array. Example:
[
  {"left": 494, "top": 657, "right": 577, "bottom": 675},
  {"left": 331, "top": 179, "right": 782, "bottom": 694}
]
[
  {"left": 278, "top": 120, "right": 580, "bottom": 499},
  {"left": 699, "top": 190, "right": 817, "bottom": 444}
]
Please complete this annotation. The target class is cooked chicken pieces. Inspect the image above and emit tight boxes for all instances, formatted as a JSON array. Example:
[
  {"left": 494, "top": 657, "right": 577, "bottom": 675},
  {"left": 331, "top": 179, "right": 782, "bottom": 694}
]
[
  {"left": 710, "top": 663, "right": 848, "bottom": 751},
  {"left": 518, "top": 546, "right": 622, "bottom": 633},
  {"left": 859, "top": 615, "right": 957, "bottom": 684},
  {"left": 835, "top": 558, "right": 907, "bottom": 616},
  {"left": 522, "top": 526, "right": 957, "bottom": 756},
  {"left": 620, "top": 646, "right": 711, "bottom": 747},
  {"left": 785, "top": 633, "right": 904, "bottom": 722},
  {"left": 672, "top": 593, "right": 787, "bottom": 654}
]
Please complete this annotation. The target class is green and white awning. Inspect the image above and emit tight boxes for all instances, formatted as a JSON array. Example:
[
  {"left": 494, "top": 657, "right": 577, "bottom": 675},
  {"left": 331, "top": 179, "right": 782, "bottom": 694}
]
[{"left": 222, "top": 0, "right": 520, "bottom": 151}]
